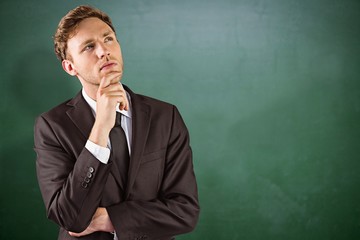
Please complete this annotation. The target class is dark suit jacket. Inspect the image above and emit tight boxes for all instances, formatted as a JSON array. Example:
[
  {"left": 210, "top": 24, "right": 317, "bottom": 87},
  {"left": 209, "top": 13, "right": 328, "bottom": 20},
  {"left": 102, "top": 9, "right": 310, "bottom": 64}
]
[{"left": 34, "top": 85, "right": 199, "bottom": 240}]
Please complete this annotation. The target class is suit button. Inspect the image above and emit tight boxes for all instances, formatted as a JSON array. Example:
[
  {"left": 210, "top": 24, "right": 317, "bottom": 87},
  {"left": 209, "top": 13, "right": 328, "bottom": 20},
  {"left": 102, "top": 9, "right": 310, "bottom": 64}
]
[
  {"left": 84, "top": 177, "right": 90, "bottom": 183},
  {"left": 81, "top": 182, "right": 88, "bottom": 188},
  {"left": 86, "top": 172, "right": 92, "bottom": 178},
  {"left": 89, "top": 167, "right": 94, "bottom": 173}
]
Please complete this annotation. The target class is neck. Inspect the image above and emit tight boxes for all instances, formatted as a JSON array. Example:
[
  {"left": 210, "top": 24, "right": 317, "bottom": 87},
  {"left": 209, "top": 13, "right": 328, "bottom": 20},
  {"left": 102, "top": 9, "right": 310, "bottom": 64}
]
[
  {"left": 78, "top": 77, "right": 99, "bottom": 100},
  {"left": 82, "top": 84, "right": 98, "bottom": 101}
]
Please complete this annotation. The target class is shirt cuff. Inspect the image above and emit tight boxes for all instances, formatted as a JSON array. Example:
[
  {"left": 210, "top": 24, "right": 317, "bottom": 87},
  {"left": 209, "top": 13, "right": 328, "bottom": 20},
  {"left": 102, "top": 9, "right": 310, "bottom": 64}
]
[{"left": 85, "top": 140, "right": 110, "bottom": 164}]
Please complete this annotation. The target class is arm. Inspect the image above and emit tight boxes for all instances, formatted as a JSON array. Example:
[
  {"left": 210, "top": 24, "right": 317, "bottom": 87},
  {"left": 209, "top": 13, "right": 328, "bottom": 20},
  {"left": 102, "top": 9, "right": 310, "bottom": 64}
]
[
  {"left": 34, "top": 74, "right": 129, "bottom": 233},
  {"left": 107, "top": 106, "right": 200, "bottom": 239},
  {"left": 34, "top": 115, "right": 112, "bottom": 232}
]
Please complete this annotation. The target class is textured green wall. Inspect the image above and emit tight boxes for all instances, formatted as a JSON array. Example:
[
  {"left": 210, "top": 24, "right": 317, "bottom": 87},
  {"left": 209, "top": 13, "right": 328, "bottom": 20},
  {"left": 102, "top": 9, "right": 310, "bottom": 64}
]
[{"left": 1, "top": 0, "right": 359, "bottom": 239}]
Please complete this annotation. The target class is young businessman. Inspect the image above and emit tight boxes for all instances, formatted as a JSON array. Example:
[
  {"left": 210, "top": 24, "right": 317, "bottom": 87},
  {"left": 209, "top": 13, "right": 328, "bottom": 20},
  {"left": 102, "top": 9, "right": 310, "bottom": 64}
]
[{"left": 34, "top": 5, "right": 199, "bottom": 240}]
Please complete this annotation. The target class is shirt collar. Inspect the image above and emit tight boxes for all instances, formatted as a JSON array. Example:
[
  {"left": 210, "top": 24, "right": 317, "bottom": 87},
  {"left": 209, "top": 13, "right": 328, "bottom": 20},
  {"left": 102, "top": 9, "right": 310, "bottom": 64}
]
[{"left": 81, "top": 86, "right": 132, "bottom": 119}]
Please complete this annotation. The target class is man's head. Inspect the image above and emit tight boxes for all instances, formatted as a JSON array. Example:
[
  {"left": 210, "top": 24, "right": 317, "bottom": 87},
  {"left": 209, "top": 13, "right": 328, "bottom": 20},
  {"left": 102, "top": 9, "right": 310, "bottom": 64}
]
[
  {"left": 54, "top": 5, "right": 124, "bottom": 96},
  {"left": 54, "top": 5, "right": 115, "bottom": 62}
]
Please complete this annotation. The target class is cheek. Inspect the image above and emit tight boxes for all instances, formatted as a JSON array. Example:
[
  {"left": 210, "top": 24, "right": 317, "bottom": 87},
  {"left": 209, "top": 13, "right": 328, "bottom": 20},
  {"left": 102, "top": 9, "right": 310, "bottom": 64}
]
[
  {"left": 114, "top": 44, "right": 123, "bottom": 58},
  {"left": 76, "top": 58, "right": 96, "bottom": 71}
]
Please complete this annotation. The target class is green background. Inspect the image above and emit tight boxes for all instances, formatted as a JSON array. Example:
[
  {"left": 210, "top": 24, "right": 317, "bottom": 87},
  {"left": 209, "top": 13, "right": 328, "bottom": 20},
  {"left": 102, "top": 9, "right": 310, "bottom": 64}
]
[{"left": 1, "top": 0, "right": 359, "bottom": 239}]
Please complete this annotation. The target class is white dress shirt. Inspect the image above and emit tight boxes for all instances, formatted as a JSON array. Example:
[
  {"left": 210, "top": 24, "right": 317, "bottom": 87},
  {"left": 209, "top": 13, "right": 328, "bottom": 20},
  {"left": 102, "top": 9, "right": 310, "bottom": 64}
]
[{"left": 82, "top": 86, "right": 132, "bottom": 164}]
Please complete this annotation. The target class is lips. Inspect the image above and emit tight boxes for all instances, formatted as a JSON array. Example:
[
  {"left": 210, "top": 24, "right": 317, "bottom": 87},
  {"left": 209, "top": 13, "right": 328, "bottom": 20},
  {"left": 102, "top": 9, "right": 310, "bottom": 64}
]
[{"left": 100, "top": 62, "right": 117, "bottom": 71}]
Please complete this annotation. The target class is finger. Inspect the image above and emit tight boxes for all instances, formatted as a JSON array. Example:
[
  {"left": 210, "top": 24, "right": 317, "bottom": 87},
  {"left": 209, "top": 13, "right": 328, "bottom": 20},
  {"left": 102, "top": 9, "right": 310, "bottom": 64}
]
[
  {"left": 97, "top": 77, "right": 118, "bottom": 100},
  {"left": 68, "top": 231, "right": 81, "bottom": 237},
  {"left": 103, "top": 82, "right": 122, "bottom": 92},
  {"left": 99, "top": 71, "right": 121, "bottom": 90},
  {"left": 118, "top": 83, "right": 129, "bottom": 111},
  {"left": 104, "top": 72, "right": 122, "bottom": 87},
  {"left": 111, "top": 92, "right": 128, "bottom": 111},
  {"left": 102, "top": 84, "right": 129, "bottom": 110},
  {"left": 68, "top": 227, "right": 93, "bottom": 237},
  {"left": 110, "top": 94, "right": 128, "bottom": 111},
  {"left": 99, "top": 75, "right": 111, "bottom": 90},
  {"left": 119, "top": 96, "right": 129, "bottom": 111},
  {"left": 99, "top": 90, "right": 126, "bottom": 108},
  {"left": 108, "top": 71, "right": 122, "bottom": 84}
]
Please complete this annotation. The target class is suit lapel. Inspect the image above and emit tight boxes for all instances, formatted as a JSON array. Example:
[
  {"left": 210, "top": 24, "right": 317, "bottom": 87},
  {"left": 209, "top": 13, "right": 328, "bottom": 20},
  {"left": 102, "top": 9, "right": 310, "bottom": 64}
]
[
  {"left": 125, "top": 86, "right": 151, "bottom": 199},
  {"left": 66, "top": 91, "right": 95, "bottom": 139}
]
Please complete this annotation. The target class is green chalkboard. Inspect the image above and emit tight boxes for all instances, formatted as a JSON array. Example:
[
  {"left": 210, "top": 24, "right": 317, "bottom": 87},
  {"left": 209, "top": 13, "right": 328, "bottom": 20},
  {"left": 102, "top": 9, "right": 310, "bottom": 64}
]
[{"left": 1, "top": 0, "right": 359, "bottom": 239}]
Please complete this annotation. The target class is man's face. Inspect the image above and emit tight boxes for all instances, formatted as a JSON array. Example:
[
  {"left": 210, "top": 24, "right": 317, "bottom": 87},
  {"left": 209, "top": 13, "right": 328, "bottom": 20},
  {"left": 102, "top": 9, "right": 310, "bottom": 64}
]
[{"left": 65, "top": 17, "right": 123, "bottom": 86}]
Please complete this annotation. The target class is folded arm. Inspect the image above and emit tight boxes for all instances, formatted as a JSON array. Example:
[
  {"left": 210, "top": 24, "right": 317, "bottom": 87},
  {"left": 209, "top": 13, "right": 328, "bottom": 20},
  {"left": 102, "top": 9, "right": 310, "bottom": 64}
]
[{"left": 34, "top": 115, "right": 112, "bottom": 233}]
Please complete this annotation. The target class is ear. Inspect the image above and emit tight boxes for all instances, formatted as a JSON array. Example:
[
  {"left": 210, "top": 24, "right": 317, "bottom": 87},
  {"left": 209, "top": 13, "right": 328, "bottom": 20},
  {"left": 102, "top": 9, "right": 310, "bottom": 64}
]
[{"left": 62, "top": 59, "right": 77, "bottom": 76}]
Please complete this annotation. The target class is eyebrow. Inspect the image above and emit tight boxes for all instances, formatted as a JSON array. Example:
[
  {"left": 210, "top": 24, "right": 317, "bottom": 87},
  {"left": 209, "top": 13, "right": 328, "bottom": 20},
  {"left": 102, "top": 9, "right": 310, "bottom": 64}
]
[{"left": 102, "top": 31, "right": 113, "bottom": 38}]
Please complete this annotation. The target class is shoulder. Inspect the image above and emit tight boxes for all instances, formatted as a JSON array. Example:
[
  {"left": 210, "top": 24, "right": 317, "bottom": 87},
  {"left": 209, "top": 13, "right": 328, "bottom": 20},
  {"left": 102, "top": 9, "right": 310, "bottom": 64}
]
[
  {"left": 126, "top": 85, "right": 177, "bottom": 113},
  {"left": 37, "top": 98, "right": 72, "bottom": 124},
  {"left": 35, "top": 91, "right": 82, "bottom": 125},
  {"left": 138, "top": 93, "right": 173, "bottom": 109},
  {"left": 126, "top": 86, "right": 187, "bottom": 128}
]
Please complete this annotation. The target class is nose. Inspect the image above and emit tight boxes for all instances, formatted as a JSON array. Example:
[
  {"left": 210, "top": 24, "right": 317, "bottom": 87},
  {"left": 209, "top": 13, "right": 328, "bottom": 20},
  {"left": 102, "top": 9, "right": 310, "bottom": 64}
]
[{"left": 97, "top": 42, "right": 110, "bottom": 59}]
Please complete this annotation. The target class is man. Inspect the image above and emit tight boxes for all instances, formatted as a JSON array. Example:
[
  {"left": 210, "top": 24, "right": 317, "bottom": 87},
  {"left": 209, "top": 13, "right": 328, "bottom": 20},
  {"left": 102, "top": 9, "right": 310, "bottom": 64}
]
[{"left": 34, "top": 5, "right": 199, "bottom": 240}]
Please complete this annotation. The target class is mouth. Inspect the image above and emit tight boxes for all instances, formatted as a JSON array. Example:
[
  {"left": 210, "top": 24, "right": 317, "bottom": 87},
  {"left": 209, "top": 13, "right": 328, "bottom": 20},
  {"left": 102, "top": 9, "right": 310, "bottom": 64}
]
[{"left": 100, "top": 62, "right": 117, "bottom": 71}]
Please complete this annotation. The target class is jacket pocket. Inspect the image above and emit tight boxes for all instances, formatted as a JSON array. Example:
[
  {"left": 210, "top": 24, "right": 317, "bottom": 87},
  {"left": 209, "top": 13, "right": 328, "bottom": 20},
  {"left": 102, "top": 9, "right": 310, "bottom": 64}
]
[
  {"left": 131, "top": 149, "right": 166, "bottom": 200},
  {"left": 140, "top": 148, "right": 166, "bottom": 165}
]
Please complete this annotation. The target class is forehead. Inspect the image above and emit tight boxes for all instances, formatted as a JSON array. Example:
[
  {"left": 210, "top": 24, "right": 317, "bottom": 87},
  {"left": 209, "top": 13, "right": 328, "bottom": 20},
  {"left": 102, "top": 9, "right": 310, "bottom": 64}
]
[{"left": 68, "top": 17, "right": 114, "bottom": 47}]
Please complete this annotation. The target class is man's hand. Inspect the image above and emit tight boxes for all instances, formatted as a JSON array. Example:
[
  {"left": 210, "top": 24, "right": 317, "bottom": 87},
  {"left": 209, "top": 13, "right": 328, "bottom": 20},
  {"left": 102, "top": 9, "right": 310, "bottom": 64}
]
[
  {"left": 89, "top": 72, "right": 129, "bottom": 147},
  {"left": 68, "top": 207, "right": 114, "bottom": 237}
]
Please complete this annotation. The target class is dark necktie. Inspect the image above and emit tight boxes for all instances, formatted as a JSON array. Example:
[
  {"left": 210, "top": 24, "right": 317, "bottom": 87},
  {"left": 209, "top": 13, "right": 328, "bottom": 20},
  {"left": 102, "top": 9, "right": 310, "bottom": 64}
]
[{"left": 109, "top": 112, "right": 130, "bottom": 186}]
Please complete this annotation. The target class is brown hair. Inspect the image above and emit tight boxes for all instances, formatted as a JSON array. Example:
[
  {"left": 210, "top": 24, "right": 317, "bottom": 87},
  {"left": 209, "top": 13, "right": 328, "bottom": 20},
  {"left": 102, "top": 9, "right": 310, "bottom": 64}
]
[{"left": 54, "top": 5, "right": 116, "bottom": 61}]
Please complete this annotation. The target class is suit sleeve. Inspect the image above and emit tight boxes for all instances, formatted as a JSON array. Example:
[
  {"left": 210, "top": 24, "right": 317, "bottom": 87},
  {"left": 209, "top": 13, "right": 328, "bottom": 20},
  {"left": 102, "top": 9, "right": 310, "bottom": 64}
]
[
  {"left": 34, "top": 115, "right": 112, "bottom": 233},
  {"left": 107, "top": 106, "right": 200, "bottom": 240}
]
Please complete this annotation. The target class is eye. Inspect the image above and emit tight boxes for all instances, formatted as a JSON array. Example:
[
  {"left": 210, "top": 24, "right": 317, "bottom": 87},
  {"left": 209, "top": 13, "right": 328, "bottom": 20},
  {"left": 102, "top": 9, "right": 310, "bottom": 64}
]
[
  {"left": 83, "top": 44, "right": 94, "bottom": 52},
  {"left": 104, "top": 36, "right": 114, "bottom": 43}
]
